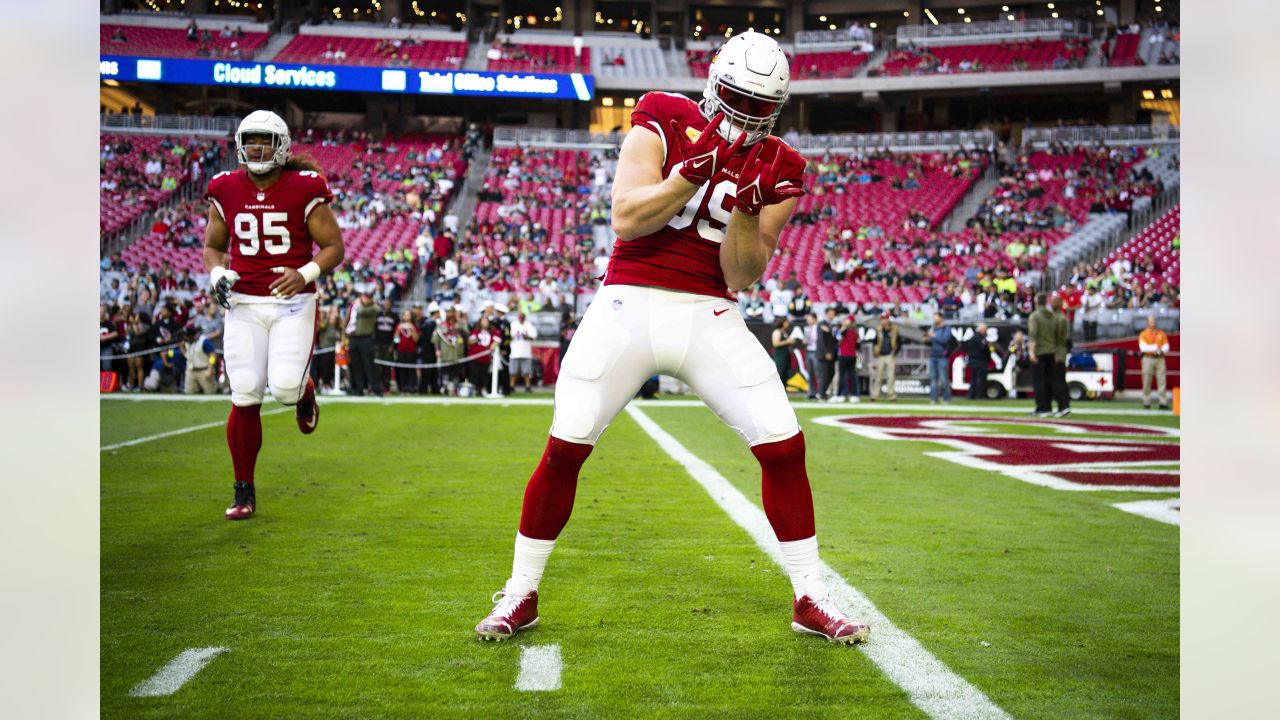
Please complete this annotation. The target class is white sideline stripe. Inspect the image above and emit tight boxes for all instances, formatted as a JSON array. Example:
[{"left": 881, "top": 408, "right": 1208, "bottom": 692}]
[
  {"left": 101, "top": 394, "right": 1173, "bottom": 417},
  {"left": 1112, "top": 498, "right": 1181, "bottom": 525},
  {"left": 514, "top": 644, "right": 562, "bottom": 692},
  {"left": 625, "top": 406, "right": 1013, "bottom": 720},
  {"left": 128, "top": 647, "right": 227, "bottom": 697},
  {"left": 101, "top": 407, "right": 289, "bottom": 451}
]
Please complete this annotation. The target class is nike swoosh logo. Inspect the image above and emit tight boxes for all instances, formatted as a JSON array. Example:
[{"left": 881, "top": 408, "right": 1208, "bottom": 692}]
[
  {"left": 714, "top": 308, "right": 730, "bottom": 317},
  {"left": 689, "top": 157, "right": 709, "bottom": 170},
  {"left": 750, "top": 188, "right": 761, "bottom": 205}
]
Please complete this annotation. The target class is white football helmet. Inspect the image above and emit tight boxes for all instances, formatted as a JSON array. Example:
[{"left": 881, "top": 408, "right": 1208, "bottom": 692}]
[
  {"left": 700, "top": 31, "right": 790, "bottom": 146},
  {"left": 235, "top": 110, "right": 290, "bottom": 175}
]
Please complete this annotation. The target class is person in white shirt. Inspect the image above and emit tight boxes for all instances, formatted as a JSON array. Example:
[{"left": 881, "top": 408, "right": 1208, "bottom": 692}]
[
  {"left": 442, "top": 257, "right": 459, "bottom": 288},
  {"left": 1080, "top": 283, "right": 1105, "bottom": 341},
  {"left": 508, "top": 312, "right": 539, "bottom": 392}
]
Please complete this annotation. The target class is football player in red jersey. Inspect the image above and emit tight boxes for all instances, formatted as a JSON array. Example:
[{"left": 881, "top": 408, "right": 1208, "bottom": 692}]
[
  {"left": 476, "top": 32, "right": 869, "bottom": 644},
  {"left": 203, "top": 110, "right": 345, "bottom": 520}
]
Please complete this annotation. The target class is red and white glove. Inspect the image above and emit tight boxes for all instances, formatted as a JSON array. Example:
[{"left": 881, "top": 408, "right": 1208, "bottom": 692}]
[
  {"left": 669, "top": 112, "right": 747, "bottom": 186},
  {"left": 733, "top": 143, "right": 806, "bottom": 216}
]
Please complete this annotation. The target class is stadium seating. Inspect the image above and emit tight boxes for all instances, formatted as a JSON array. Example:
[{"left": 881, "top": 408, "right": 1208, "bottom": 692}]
[
  {"left": 592, "top": 46, "right": 667, "bottom": 79},
  {"left": 101, "top": 24, "right": 268, "bottom": 59},
  {"left": 1107, "top": 32, "right": 1143, "bottom": 67},
  {"left": 487, "top": 43, "right": 589, "bottom": 74},
  {"left": 100, "top": 135, "right": 202, "bottom": 238},
  {"left": 274, "top": 35, "right": 467, "bottom": 69},
  {"left": 792, "top": 51, "right": 870, "bottom": 79},
  {"left": 877, "top": 39, "right": 1088, "bottom": 76},
  {"left": 765, "top": 152, "right": 990, "bottom": 304},
  {"left": 118, "top": 135, "right": 465, "bottom": 280},
  {"left": 469, "top": 147, "right": 602, "bottom": 294},
  {"left": 1103, "top": 205, "right": 1180, "bottom": 288}
]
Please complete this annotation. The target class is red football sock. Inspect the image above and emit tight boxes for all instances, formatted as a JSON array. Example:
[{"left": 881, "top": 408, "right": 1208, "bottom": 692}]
[
  {"left": 517, "top": 436, "right": 594, "bottom": 540},
  {"left": 227, "top": 404, "right": 263, "bottom": 484},
  {"left": 752, "top": 432, "right": 816, "bottom": 542}
]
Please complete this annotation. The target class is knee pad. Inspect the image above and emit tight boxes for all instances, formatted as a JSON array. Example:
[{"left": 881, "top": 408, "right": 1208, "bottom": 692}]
[
  {"left": 270, "top": 382, "right": 302, "bottom": 406},
  {"left": 744, "top": 383, "right": 801, "bottom": 446},
  {"left": 550, "top": 378, "right": 604, "bottom": 444}
]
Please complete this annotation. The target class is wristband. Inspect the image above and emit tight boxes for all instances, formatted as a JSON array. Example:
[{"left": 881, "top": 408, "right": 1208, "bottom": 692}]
[{"left": 299, "top": 261, "right": 322, "bottom": 284}]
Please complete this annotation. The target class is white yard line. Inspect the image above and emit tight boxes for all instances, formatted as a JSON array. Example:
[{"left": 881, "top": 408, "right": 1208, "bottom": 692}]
[
  {"left": 625, "top": 406, "right": 1013, "bottom": 720},
  {"left": 128, "top": 647, "right": 227, "bottom": 697},
  {"left": 101, "top": 408, "right": 289, "bottom": 451},
  {"left": 1112, "top": 498, "right": 1181, "bottom": 525},
  {"left": 514, "top": 644, "right": 562, "bottom": 692},
  {"left": 102, "top": 393, "right": 1173, "bottom": 417}
]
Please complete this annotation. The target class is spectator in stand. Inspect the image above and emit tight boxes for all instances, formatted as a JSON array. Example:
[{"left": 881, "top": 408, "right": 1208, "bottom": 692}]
[
  {"left": 924, "top": 312, "right": 956, "bottom": 405},
  {"left": 508, "top": 311, "right": 539, "bottom": 392},
  {"left": 393, "top": 310, "right": 420, "bottom": 394},
  {"left": 788, "top": 288, "right": 812, "bottom": 321},
  {"left": 835, "top": 314, "right": 861, "bottom": 403},
  {"left": 966, "top": 324, "right": 993, "bottom": 400},
  {"left": 183, "top": 323, "right": 219, "bottom": 395},
  {"left": 1080, "top": 283, "right": 1104, "bottom": 342},
  {"left": 771, "top": 317, "right": 798, "bottom": 385},
  {"left": 869, "top": 312, "right": 899, "bottom": 402},
  {"left": 1027, "top": 292, "right": 1064, "bottom": 417},
  {"left": 1138, "top": 315, "right": 1171, "bottom": 410},
  {"left": 345, "top": 290, "right": 381, "bottom": 396},
  {"left": 815, "top": 307, "right": 839, "bottom": 401}
]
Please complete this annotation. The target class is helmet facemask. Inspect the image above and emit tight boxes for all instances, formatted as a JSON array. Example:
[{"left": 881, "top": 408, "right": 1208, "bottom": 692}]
[
  {"left": 700, "top": 74, "right": 786, "bottom": 146},
  {"left": 237, "top": 130, "right": 289, "bottom": 175}
]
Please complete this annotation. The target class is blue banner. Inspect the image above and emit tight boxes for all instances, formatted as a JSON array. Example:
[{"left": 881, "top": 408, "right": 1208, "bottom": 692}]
[{"left": 100, "top": 55, "right": 594, "bottom": 101}]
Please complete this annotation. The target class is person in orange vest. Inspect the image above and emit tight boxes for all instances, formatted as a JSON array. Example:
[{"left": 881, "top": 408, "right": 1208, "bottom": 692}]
[{"left": 1138, "top": 315, "right": 1171, "bottom": 410}]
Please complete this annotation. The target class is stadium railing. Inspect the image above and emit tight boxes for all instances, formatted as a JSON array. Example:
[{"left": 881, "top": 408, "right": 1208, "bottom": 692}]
[
  {"left": 896, "top": 18, "right": 1093, "bottom": 47},
  {"left": 791, "top": 129, "right": 996, "bottom": 154},
  {"left": 100, "top": 113, "right": 237, "bottom": 138},
  {"left": 1022, "top": 124, "right": 1180, "bottom": 148},
  {"left": 492, "top": 127, "right": 620, "bottom": 149},
  {"left": 493, "top": 126, "right": 996, "bottom": 154}
]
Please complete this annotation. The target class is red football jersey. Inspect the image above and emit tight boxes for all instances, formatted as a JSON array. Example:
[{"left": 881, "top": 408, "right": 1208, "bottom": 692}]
[
  {"left": 606, "top": 91, "right": 807, "bottom": 299},
  {"left": 205, "top": 168, "right": 334, "bottom": 297}
]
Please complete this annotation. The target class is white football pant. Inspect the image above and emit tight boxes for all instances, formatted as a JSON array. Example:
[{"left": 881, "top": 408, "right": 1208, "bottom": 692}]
[
  {"left": 552, "top": 284, "right": 799, "bottom": 447},
  {"left": 223, "top": 297, "right": 317, "bottom": 407}
]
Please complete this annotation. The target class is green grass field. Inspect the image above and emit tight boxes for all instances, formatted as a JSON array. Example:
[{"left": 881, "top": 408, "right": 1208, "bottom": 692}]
[{"left": 101, "top": 395, "right": 1178, "bottom": 719}]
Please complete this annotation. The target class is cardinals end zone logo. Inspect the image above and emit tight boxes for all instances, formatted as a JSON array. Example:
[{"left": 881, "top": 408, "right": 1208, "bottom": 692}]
[{"left": 813, "top": 415, "right": 1179, "bottom": 492}]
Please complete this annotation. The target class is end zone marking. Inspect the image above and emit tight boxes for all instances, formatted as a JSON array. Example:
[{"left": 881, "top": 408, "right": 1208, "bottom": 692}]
[
  {"left": 1112, "top": 498, "right": 1180, "bottom": 525},
  {"left": 514, "top": 644, "right": 562, "bottom": 692},
  {"left": 128, "top": 647, "right": 228, "bottom": 697},
  {"left": 626, "top": 406, "right": 1013, "bottom": 720},
  {"left": 101, "top": 408, "right": 289, "bottom": 451}
]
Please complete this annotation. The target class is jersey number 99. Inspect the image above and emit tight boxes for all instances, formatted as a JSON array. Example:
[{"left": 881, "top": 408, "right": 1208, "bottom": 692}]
[
  {"left": 667, "top": 167, "right": 735, "bottom": 245},
  {"left": 234, "top": 212, "right": 291, "bottom": 256}
]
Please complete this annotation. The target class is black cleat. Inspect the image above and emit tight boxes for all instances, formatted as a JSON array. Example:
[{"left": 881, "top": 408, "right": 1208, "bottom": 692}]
[{"left": 225, "top": 480, "right": 256, "bottom": 520}]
